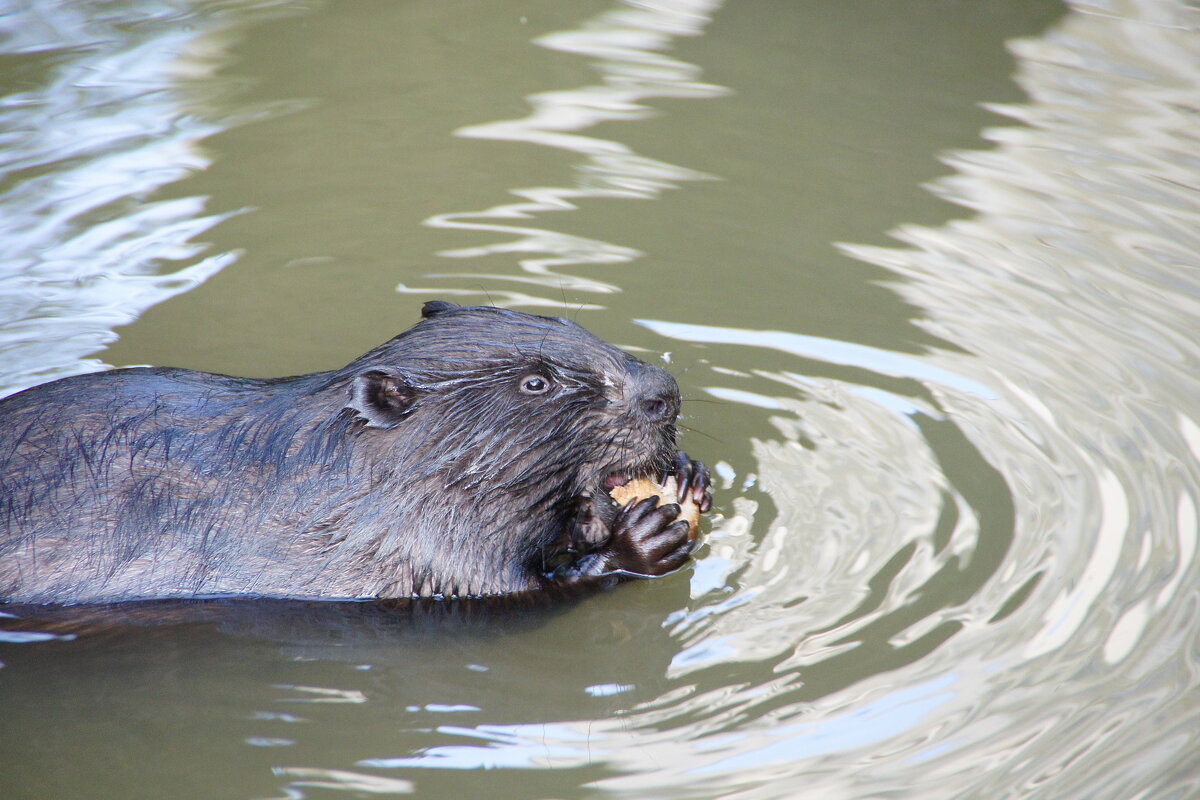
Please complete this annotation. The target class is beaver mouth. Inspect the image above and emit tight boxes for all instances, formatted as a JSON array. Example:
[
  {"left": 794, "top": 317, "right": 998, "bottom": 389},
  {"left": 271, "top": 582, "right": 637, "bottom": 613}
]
[
  {"left": 592, "top": 438, "right": 677, "bottom": 511},
  {"left": 597, "top": 463, "right": 665, "bottom": 509},
  {"left": 603, "top": 472, "right": 634, "bottom": 491}
]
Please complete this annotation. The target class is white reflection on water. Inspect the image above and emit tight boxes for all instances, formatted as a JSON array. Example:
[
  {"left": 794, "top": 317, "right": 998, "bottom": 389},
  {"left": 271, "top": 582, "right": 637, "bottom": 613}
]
[
  {"left": 689, "top": 673, "right": 956, "bottom": 773},
  {"left": 636, "top": 318, "right": 998, "bottom": 399},
  {"left": 648, "top": 0, "right": 1198, "bottom": 797},
  {"left": 1023, "top": 468, "right": 1127, "bottom": 659},
  {"left": 0, "top": 2, "right": 258, "bottom": 396},
  {"left": 361, "top": 722, "right": 603, "bottom": 771},
  {"left": 271, "top": 767, "right": 413, "bottom": 796},
  {"left": 402, "top": 0, "right": 729, "bottom": 306},
  {"left": 363, "top": 674, "right": 955, "bottom": 773}
]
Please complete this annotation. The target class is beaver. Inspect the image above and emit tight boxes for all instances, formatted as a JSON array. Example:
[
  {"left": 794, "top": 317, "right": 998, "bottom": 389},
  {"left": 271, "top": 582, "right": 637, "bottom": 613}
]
[{"left": 0, "top": 301, "right": 711, "bottom": 605}]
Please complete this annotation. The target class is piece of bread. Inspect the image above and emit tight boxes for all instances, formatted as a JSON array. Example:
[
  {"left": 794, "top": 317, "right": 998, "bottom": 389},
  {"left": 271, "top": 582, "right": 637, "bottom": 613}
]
[{"left": 609, "top": 476, "right": 702, "bottom": 539}]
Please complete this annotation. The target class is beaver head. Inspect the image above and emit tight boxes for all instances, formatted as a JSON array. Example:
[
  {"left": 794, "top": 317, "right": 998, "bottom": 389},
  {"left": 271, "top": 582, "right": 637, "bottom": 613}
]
[{"left": 310, "top": 301, "right": 685, "bottom": 597}]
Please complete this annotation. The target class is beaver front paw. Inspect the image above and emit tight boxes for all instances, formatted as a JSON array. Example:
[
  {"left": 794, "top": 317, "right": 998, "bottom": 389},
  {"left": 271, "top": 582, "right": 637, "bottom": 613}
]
[
  {"left": 602, "top": 496, "right": 694, "bottom": 577},
  {"left": 554, "top": 495, "right": 692, "bottom": 587},
  {"left": 607, "top": 452, "right": 713, "bottom": 539},
  {"left": 548, "top": 452, "right": 712, "bottom": 588}
]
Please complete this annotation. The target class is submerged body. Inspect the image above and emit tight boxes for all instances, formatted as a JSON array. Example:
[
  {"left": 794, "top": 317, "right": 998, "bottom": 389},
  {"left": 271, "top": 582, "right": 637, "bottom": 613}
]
[{"left": 0, "top": 302, "right": 710, "bottom": 605}]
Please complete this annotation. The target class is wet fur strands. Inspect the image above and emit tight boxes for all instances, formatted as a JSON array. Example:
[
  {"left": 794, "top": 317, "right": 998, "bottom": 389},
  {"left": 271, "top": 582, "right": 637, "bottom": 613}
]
[{"left": 0, "top": 302, "right": 711, "bottom": 605}]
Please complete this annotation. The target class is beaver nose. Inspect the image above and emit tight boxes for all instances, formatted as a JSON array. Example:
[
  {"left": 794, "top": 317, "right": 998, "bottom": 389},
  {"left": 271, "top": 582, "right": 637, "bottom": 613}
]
[
  {"left": 629, "top": 360, "right": 681, "bottom": 422},
  {"left": 641, "top": 395, "right": 672, "bottom": 420}
]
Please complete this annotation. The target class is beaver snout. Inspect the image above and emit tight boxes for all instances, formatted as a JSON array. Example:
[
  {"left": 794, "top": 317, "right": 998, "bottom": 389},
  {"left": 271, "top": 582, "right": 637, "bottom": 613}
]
[{"left": 626, "top": 360, "right": 682, "bottom": 423}]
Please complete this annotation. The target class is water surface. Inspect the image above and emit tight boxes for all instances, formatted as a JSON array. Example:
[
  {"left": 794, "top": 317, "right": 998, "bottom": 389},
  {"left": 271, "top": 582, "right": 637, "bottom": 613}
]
[{"left": 2, "top": 1, "right": 1198, "bottom": 798}]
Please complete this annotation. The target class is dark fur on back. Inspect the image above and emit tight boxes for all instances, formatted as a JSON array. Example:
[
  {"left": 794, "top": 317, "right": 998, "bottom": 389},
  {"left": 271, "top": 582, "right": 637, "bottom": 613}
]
[{"left": 0, "top": 304, "right": 683, "bottom": 604}]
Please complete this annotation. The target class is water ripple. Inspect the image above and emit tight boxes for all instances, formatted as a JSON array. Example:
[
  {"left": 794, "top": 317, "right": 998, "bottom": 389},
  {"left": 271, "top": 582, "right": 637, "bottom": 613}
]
[
  {"left": 387, "top": 2, "right": 1200, "bottom": 797},
  {"left": 0, "top": 1, "right": 292, "bottom": 396},
  {"left": 402, "top": 0, "right": 729, "bottom": 307}
]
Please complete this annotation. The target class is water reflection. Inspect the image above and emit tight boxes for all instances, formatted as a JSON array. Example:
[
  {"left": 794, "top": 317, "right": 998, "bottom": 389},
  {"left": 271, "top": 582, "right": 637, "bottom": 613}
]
[
  {"left": 609, "top": 0, "right": 1200, "bottom": 796},
  {"left": 403, "top": 0, "right": 728, "bottom": 307},
  {"left": 637, "top": 318, "right": 998, "bottom": 399},
  {"left": 0, "top": 1, "right": 268, "bottom": 394}
]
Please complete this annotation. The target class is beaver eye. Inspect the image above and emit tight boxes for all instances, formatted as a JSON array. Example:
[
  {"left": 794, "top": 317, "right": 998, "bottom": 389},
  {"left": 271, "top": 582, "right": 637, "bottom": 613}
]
[{"left": 519, "top": 374, "right": 552, "bottom": 395}]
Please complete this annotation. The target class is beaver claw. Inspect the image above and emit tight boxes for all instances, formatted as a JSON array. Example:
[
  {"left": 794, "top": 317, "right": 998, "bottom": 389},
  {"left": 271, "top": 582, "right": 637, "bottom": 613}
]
[{"left": 664, "top": 451, "right": 713, "bottom": 513}]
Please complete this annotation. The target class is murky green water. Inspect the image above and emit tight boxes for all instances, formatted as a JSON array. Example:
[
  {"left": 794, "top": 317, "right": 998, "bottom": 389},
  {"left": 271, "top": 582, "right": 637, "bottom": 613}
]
[{"left": 3, "top": 1, "right": 1198, "bottom": 798}]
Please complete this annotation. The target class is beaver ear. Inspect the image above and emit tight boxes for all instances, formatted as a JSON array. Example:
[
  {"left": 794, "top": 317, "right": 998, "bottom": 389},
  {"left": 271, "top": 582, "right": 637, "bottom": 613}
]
[
  {"left": 349, "top": 369, "right": 418, "bottom": 428},
  {"left": 421, "top": 300, "right": 458, "bottom": 319}
]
